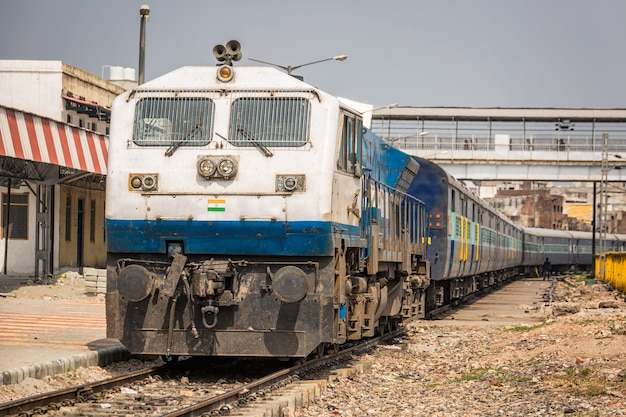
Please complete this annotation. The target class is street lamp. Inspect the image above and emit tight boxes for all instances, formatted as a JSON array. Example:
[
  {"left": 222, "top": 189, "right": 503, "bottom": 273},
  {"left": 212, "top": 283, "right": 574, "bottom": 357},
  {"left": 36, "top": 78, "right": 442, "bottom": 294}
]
[
  {"left": 248, "top": 54, "right": 348, "bottom": 77},
  {"left": 138, "top": 4, "right": 150, "bottom": 85}
]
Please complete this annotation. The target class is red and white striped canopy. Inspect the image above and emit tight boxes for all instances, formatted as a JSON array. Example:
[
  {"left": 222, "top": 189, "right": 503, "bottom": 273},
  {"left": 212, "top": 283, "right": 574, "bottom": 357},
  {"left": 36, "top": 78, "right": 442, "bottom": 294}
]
[{"left": 0, "top": 106, "right": 107, "bottom": 175}]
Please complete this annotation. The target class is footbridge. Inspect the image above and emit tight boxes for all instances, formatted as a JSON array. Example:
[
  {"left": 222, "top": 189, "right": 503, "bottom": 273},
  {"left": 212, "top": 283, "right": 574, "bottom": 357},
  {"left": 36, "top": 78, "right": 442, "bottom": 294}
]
[{"left": 370, "top": 107, "right": 626, "bottom": 182}]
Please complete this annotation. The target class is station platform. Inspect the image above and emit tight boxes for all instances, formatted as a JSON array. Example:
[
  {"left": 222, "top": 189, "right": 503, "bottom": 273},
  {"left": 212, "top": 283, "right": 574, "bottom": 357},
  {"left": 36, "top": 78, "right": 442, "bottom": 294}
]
[{"left": 0, "top": 274, "right": 128, "bottom": 386}]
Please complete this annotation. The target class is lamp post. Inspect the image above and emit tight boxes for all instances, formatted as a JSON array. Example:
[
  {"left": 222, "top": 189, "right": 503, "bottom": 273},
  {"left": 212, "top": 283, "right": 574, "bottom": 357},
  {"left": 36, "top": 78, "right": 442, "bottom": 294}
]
[
  {"left": 248, "top": 54, "right": 348, "bottom": 78},
  {"left": 138, "top": 5, "right": 150, "bottom": 85}
]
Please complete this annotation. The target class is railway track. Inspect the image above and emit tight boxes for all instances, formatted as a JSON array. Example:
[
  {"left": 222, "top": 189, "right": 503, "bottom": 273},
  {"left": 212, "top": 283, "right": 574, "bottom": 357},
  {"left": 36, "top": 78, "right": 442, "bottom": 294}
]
[
  {"left": 0, "top": 276, "right": 558, "bottom": 416},
  {"left": 0, "top": 330, "right": 403, "bottom": 417},
  {"left": 426, "top": 274, "right": 558, "bottom": 321}
]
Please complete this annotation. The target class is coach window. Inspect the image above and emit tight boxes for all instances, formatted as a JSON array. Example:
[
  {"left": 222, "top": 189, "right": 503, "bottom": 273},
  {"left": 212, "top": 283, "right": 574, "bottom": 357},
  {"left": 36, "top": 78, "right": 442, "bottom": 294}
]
[
  {"left": 450, "top": 189, "right": 456, "bottom": 212},
  {"left": 338, "top": 114, "right": 363, "bottom": 176},
  {"left": 1, "top": 193, "right": 28, "bottom": 239}
]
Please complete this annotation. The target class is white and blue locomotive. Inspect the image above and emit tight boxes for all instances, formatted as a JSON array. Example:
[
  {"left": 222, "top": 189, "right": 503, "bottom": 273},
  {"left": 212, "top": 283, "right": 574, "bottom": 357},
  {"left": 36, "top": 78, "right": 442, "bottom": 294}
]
[
  {"left": 105, "top": 44, "right": 430, "bottom": 359},
  {"left": 105, "top": 43, "right": 618, "bottom": 359}
]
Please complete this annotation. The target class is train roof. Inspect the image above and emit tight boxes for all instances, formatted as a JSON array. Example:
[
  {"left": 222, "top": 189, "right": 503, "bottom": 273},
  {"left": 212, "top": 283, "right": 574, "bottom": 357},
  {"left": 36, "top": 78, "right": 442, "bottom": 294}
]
[
  {"left": 524, "top": 227, "right": 626, "bottom": 241},
  {"left": 523, "top": 227, "right": 574, "bottom": 238},
  {"left": 411, "top": 156, "right": 517, "bottom": 226}
]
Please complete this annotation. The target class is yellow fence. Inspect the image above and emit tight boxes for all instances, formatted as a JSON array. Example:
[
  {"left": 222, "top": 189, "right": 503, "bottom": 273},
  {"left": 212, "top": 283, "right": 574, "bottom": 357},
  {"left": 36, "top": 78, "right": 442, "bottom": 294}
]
[{"left": 595, "top": 252, "right": 626, "bottom": 293}]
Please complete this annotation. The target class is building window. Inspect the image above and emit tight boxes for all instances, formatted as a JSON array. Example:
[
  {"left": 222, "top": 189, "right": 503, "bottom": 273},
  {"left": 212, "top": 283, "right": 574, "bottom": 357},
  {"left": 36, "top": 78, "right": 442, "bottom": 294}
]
[
  {"left": 79, "top": 119, "right": 84, "bottom": 128},
  {"left": 66, "top": 114, "right": 72, "bottom": 124},
  {"left": 1, "top": 193, "right": 29, "bottom": 239},
  {"left": 89, "top": 200, "right": 96, "bottom": 242},
  {"left": 65, "top": 196, "right": 72, "bottom": 241}
]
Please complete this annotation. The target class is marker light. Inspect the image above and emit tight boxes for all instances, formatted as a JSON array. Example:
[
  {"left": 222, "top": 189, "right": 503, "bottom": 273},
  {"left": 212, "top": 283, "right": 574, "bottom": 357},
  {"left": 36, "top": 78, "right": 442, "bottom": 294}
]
[
  {"left": 217, "top": 65, "right": 234, "bottom": 82},
  {"left": 275, "top": 174, "right": 306, "bottom": 192},
  {"left": 283, "top": 176, "right": 297, "bottom": 191},
  {"left": 143, "top": 175, "right": 156, "bottom": 190},
  {"left": 130, "top": 176, "right": 142, "bottom": 189},
  {"left": 128, "top": 173, "right": 158, "bottom": 191}
]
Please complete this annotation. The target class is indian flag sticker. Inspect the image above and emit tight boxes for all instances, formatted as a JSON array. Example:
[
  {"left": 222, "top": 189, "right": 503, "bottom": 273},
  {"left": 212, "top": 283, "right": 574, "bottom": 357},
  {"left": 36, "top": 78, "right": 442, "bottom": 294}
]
[{"left": 207, "top": 199, "right": 226, "bottom": 212}]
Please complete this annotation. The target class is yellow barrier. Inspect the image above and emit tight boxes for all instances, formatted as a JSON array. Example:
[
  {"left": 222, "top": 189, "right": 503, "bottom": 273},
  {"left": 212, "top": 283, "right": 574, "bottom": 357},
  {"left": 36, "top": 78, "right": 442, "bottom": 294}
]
[{"left": 595, "top": 252, "right": 626, "bottom": 293}]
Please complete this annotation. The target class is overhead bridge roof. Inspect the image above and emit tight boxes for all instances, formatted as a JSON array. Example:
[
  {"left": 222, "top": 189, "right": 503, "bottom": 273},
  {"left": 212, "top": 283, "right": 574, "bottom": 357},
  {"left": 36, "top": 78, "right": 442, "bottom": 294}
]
[
  {"left": 0, "top": 105, "right": 107, "bottom": 176},
  {"left": 372, "top": 107, "right": 626, "bottom": 123}
]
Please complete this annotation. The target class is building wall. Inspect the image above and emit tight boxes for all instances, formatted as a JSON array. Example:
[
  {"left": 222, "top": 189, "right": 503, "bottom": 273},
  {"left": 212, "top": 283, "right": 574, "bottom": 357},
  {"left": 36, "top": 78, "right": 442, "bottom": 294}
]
[
  {"left": 57, "top": 185, "right": 106, "bottom": 269},
  {"left": 61, "top": 63, "right": 125, "bottom": 134},
  {"left": 0, "top": 184, "right": 38, "bottom": 274},
  {"left": 0, "top": 60, "right": 125, "bottom": 135},
  {"left": 0, "top": 60, "right": 64, "bottom": 120},
  {"left": 0, "top": 60, "right": 125, "bottom": 275},
  {"left": 491, "top": 187, "right": 564, "bottom": 229}
]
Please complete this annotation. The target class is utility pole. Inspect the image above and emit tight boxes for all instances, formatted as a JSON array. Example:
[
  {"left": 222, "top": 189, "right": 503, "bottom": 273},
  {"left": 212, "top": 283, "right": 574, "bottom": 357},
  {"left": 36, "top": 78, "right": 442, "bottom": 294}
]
[{"left": 598, "top": 133, "right": 609, "bottom": 280}]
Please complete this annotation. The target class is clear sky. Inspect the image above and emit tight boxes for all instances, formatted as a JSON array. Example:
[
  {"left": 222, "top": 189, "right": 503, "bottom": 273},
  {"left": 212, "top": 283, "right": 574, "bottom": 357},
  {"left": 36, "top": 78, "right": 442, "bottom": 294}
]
[{"left": 1, "top": 1, "right": 625, "bottom": 108}]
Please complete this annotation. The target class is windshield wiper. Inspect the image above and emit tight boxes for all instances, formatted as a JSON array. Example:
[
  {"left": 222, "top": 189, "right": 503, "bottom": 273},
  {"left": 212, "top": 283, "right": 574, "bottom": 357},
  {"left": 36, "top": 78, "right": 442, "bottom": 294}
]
[
  {"left": 236, "top": 125, "right": 273, "bottom": 157},
  {"left": 165, "top": 121, "right": 203, "bottom": 157}
]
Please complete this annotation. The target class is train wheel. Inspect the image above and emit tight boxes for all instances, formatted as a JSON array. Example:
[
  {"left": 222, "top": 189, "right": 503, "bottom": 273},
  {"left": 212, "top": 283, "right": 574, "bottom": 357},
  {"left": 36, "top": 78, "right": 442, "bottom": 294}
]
[
  {"left": 327, "top": 344, "right": 340, "bottom": 355},
  {"left": 378, "top": 318, "right": 392, "bottom": 335},
  {"left": 309, "top": 343, "right": 327, "bottom": 359},
  {"left": 161, "top": 354, "right": 179, "bottom": 364}
]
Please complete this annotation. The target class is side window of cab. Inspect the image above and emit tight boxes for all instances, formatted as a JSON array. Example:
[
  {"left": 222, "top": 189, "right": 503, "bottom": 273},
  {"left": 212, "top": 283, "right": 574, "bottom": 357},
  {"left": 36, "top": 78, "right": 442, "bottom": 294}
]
[{"left": 337, "top": 113, "right": 363, "bottom": 176}]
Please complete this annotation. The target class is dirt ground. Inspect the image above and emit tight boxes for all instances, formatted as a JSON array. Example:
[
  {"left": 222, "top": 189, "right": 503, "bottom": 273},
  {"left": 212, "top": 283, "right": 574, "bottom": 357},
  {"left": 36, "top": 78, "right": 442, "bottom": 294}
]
[
  {"left": 0, "top": 272, "right": 93, "bottom": 300},
  {"left": 294, "top": 277, "right": 626, "bottom": 416},
  {"left": 1, "top": 275, "right": 625, "bottom": 415}
]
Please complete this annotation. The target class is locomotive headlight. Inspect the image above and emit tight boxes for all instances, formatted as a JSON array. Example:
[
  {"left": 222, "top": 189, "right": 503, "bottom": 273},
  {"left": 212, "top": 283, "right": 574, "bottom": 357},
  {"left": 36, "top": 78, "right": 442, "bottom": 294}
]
[
  {"left": 196, "top": 155, "right": 238, "bottom": 180},
  {"left": 197, "top": 157, "right": 216, "bottom": 178},
  {"left": 217, "top": 157, "right": 237, "bottom": 178},
  {"left": 216, "top": 65, "right": 234, "bottom": 82}
]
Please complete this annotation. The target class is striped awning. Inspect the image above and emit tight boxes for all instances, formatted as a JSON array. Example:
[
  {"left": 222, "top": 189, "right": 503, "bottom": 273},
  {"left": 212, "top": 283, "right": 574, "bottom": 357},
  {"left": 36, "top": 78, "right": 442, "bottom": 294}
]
[{"left": 0, "top": 105, "right": 107, "bottom": 175}]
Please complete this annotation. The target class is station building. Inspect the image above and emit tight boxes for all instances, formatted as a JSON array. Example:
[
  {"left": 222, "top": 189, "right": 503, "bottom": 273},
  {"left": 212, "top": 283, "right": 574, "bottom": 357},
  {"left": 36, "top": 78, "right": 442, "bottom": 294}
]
[{"left": 0, "top": 60, "right": 132, "bottom": 277}]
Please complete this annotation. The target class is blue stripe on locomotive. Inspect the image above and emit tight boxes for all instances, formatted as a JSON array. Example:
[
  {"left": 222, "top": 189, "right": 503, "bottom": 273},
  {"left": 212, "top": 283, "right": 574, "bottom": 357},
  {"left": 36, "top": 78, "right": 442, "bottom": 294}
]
[
  {"left": 106, "top": 219, "right": 360, "bottom": 256},
  {"left": 107, "top": 129, "right": 418, "bottom": 259}
]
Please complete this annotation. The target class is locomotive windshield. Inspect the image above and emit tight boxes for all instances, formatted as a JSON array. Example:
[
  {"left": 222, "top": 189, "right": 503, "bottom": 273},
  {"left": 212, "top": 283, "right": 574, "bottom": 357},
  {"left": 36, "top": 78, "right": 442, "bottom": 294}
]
[
  {"left": 229, "top": 97, "right": 310, "bottom": 147},
  {"left": 133, "top": 97, "right": 213, "bottom": 147}
]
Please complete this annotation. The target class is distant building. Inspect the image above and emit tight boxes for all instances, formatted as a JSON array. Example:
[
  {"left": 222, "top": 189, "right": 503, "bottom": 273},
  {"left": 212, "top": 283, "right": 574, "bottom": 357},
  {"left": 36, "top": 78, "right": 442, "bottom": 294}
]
[
  {"left": 489, "top": 181, "right": 565, "bottom": 229},
  {"left": 0, "top": 60, "right": 130, "bottom": 276}
]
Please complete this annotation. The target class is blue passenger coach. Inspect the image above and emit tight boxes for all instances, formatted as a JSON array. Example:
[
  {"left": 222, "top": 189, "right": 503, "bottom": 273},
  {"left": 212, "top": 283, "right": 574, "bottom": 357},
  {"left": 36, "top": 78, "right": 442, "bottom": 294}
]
[{"left": 406, "top": 157, "right": 522, "bottom": 310}]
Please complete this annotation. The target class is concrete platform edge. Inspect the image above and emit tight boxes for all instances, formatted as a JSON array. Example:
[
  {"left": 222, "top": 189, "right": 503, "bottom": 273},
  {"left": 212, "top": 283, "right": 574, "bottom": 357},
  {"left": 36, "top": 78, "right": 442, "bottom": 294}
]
[{"left": 0, "top": 343, "right": 129, "bottom": 386}]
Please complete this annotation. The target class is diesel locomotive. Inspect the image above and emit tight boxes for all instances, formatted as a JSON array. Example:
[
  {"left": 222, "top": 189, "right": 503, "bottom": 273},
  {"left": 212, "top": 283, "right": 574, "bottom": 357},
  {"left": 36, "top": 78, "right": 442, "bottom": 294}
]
[{"left": 105, "top": 42, "right": 622, "bottom": 359}]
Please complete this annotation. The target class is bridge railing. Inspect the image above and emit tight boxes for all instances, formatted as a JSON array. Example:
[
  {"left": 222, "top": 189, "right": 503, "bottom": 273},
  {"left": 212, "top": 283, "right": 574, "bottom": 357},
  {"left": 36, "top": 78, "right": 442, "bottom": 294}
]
[{"left": 388, "top": 136, "right": 626, "bottom": 164}]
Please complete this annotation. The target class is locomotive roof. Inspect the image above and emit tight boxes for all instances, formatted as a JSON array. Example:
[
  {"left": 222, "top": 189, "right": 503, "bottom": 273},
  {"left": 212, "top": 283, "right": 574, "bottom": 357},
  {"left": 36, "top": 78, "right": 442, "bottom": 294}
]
[{"left": 134, "top": 65, "right": 325, "bottom": 93}]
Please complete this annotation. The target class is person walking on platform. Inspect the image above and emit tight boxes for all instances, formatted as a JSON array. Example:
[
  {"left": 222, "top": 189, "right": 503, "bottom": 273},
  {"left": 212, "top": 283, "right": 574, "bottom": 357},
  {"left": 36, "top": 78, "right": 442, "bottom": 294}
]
[{"left": 542, "top": 257, "right": 551, "bottom": 280}]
